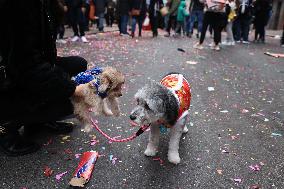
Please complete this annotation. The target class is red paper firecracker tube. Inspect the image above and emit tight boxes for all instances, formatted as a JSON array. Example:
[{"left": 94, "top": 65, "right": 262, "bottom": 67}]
[{"left": 69, "top": 151, "right": 99, "bottom": 187}]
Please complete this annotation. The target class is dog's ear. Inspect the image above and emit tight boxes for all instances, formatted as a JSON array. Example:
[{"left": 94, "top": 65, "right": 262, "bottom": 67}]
[{"left": 98, "top": 74, "right": 112, "bottom": 93}]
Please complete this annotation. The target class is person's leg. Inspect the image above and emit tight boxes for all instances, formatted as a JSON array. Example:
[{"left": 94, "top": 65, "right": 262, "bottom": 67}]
[
  {"left": 234, "top": 17, "right": 241, "bottom": 41},
  {"left": 131, "top": 16, "right": 137, "bottom": 37},
  {"left": 150, "top": 15, "right": 158, "bottom": 36},
  {"left": 121, "top": 15, "right": 129, "bottom": 34},
  {"left": 197, "top": 11, "right": 204, "bottom": 34},
  {"left": 259, "top": 23, "right": 265, "bottom": 42},
  {"left": 85, "top": 4, "right": 90, "bottom": 31},
  {"left": 166, "top": 15, "right": 172, "bottom": 35},
  {"left": 227, "top": 21, "right": 234, "bottom": 43},
  {"left": 172, "top": 16, "right": 177, "bottom": 31},
  {"left": 189, "top": 11, "right": 196, "bottom": 35},
  {"left": 242, "top": 17, "right": 250, "bottom": 42},
  {"left": 72, "top": 23, "right": 79, "bottom": 36},
  {"left": 175, "top": 21, "right": 181, "bottom": 34},
  {"left": 99, "top": 12, "right": 104, "bottom": 31},
  {"left": 199, "top": 11, "right": 210, "bottom": 44},
  {"left": 138, "top": 16, "right": 144, "bottom": 36},
  {"left": 105, "top": 11, "right": 110, "bottom": 26},
  {"left": 281, "top": 25, "right": 284, "bottom": 45}
]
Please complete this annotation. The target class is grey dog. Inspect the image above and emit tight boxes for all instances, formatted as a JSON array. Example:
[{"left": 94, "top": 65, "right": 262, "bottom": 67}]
[{"left": 130, "top": 73, "right": 191, "bottom": 164}]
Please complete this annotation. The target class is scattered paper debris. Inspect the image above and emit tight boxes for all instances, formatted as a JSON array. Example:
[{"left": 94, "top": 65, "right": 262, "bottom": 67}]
[
  {"left": 208, "top": 87, "right": 215, "bottom": 91},
  {"left": 249, "top": 164, "right": 261, "bottom": 171},
  {"left": 271, "top": 132, "right": 282, "bottom": 137},
  {"left": 44, "top": 166, "right": 53, "bottom": 177},
  {"left": 56, "top": 171, "right": 68, "bottom": 181}
]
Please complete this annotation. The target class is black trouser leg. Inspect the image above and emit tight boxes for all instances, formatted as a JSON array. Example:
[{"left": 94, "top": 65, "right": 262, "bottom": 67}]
[
  {"left": 72, "top": 23, "right": 79, "bottom": 36},
  {"left": 200, "top": 12, "right": 211, "bottom": 44},
  {"left": 150, "top": 15, "right": 158, "bottom": 35}
]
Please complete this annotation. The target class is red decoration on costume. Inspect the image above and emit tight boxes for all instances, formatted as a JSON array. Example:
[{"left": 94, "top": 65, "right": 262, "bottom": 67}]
[{"left": 160, "top": 74, "right": 191, "bottom": 120}]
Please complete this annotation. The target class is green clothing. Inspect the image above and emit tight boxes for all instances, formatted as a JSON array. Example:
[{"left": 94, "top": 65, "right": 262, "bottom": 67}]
[
  {"left": 168, "top": 0, "right": 180, "bottom": 16},
  {"left": 177, "top": 1, "right": 189, "bottom": 21}
]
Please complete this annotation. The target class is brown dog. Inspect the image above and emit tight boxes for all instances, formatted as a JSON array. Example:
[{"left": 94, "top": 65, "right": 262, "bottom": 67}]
[{"left": 71, "top": 67, "right": 125, "bottom": 132}]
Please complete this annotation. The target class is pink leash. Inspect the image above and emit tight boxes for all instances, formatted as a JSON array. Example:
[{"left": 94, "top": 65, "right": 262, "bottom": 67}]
[{"left": 91, "top": 118, "right": 150, "bottom": 142}]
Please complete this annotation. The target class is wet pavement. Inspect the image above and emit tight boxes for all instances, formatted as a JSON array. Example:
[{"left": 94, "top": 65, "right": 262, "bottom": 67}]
[{"left": 1, "top": 27, "right": 284, "bottom": 189}]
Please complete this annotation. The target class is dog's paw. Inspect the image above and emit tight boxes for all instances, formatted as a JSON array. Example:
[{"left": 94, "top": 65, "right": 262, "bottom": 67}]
[
  {"left": 168, "top": 152, "right": 181, "bottom": 164},
  {"left": 144, "top": 147, "right": 157, "bottom": 157},
  {"left": 183, "top": 125, "right": 188, "bottom": 133}
]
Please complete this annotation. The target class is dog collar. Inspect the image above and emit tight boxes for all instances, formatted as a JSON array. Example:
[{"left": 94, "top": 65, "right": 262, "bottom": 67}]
[{"left": 73, "top": 67, "right": 108, "bottom": 98}]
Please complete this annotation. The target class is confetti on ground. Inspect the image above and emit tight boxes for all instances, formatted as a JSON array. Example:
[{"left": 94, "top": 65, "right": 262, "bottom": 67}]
[
  {"left": 208, "top": 87, "right": 215, "bottom": 91},
  {"left": 220, "top": 110, "right": 229, "bottom": 113},
  {"left": 44, "top": 166, "right": 53, "bottom": 177},
  {"left": 90, "top": 139, "right": 99, "bottom": 146},
  {"left": 250, "top": 184, "right": 261, "bottom": 189},
  {"left": 62, "top": 135, "right": 71, "bottom": 140},
  {"left": 75, "top": 154, "right": 81, "bottom": 159},
  {"left": 271, "top": 132, "right": 282, "bottom": 137},
  {"left": 249, "top": 164, "right": 261, "bottom": 171},
  {"left": 233, "top": 178, "right": 242, "bottom": 183},
  {"left": 216, "top": 169, "right": 223, "bottom": 175},
  {"left": 109, "top": 154, "right": 118, "bottom": 165},
  {"left": 186, "top": 61, "right": 198, "bottom": 65},
  {"left": 55, "top": 171, "right": 68, "bottom": 181},
  {"left": 241, "top": 109, "right": 249, "bottom": 113}
]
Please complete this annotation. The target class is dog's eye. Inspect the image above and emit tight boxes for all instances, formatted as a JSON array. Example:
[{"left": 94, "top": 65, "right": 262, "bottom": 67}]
[{"left": 145, "top": 103, "right": 150, "bottom": 110}]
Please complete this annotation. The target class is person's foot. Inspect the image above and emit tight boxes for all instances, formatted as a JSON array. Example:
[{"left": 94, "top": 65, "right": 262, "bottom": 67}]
[
  {"left": 81, "top": 36, "right": 88, "bottom": 43},
  {"left": 231, "top": 41, "right": 235, "bottom": 46},
  {"left": 188, "top": 33, "right": 192, "bottom": 38},
  {"left": 138, "top": 33, "right": 142, "bottom": 37},
  {"left": 193, "top": 43, "right": 204, "bottom": 50},
  {"left": 196, "top": 33, "right": 199, "bottom": 38},
  {"left": 131, "top": 32, "right": 135, "bottom": 38},
  {"left": 235, "top": 40, "right": 241, "bottom": 43},
  {"left": 213, "top": 45, "right": 220, "bottom": 51},
  {"left": 221, "top": 41, "right": 230, "bottom": 46},
  {"left": 44, "top": 121, "right": 74, "bottom": 134},
  {"left": 71, "top": 36, "right": 80, "bottom": 42},
  {"left": 0, "top": 129, "right": 40, "bottom": 156},
  {"left": 242, "top": 41, "right": 250, "bottom": 44},
  {"left": 164, "top": 33, "right": 170, "bottom": 37},
  {"left": 153, "top": 33, "right": 158, "bottom": 37},
  {"left": 281, "top": 44, "right": 284, "bottom": 48}
]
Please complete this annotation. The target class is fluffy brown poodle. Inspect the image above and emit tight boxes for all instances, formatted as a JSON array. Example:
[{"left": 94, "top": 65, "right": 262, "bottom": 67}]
[{"left": 71, "top": 67, "right": 125, "bottom": 132}]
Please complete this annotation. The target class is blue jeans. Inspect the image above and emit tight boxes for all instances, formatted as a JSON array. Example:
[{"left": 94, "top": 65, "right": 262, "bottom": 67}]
[
  {"left": 98, "top": 13, "right": 104, "bottom": 31},
  {"left": 120, "top": 15, "right": 129, "bottom": 34},
  {"left": 132, "top": 16, "right": 144, "bottom": 35},
  {"left": 233, "top": 16, "right": 250, "bottom": 41},
  {"left": 189, "top": 10, "right": 204, "bottom": 34}
]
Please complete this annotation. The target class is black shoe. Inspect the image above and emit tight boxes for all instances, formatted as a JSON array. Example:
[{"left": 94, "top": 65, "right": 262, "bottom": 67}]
[
  {"left": 196, "top": 33, "right": 199, "bottom": 38},
  {"left": 0, "top": 130, "right": 40, "bottom": 156},
  {"left": 44, "top": 121, "right": 74, "bottom": 134}
]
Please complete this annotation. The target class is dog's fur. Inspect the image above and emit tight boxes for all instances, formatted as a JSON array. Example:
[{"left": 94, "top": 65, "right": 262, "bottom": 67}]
[
  {"left": 130, "top": 81, "right": 189, "bottom": 164},
  {"left": 72, "top": 67, "right": 125, "bottom": 132}
]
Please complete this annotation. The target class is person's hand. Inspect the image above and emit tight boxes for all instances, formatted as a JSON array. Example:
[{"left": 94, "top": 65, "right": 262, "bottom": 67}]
[
  {"left": 64, "top": 6, "right": 68, "bottom": 12},
  {"left": 81, "top": 7, "right": 86, "bottom": 13}
]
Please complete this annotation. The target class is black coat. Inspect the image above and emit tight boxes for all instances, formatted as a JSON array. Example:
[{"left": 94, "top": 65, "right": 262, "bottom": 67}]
[
  {"left": 93, "top": 0, "right": 107, "bottom": 16},
  {"left": 117, "top": 0, "right": 131, "bottom": 16},
  {"left": 130, "top": 0, "right": 147, "bottom": 17},
  {"left": 65, "top": 0, "right": 86, "bottom": 23},
  {"left": 0, "top": 0, "right": 76, "bottom": 122},
  {"left": 253, "top": 0, "right": 271, "bottom": 25}
]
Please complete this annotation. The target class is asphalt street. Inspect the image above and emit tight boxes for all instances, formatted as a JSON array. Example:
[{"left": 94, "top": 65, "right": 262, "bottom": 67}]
[{"left": 0, "top": 27, "right": 283, "bottom": 189}]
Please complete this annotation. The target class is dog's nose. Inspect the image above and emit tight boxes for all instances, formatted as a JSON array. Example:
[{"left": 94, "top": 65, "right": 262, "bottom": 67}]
[{"left": 130, "top": 114, "right": 136, "bottom": 120}]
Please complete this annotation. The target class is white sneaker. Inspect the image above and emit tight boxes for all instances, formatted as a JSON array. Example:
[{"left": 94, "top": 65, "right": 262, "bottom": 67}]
[
  {"left": 81, "top": 36, "right": 88, "bottom": 43},
  {"left": 281, "top": 44, "right": 284, "bottom": 48},
  {"left": 221, "top": 41, "right": 230, "bottom": 46},
  {"left": 194, "top": 43, "right": 204, "bottom": 50},
  {"left": 208, "top": 42, "right": 214, "bottom": 47},
  {"left": 242, "top": 41, "right": 250, "bottom": 44},
  {"left": 57, "top": 39, "right": 67, "bottom": 44},
  {"left": 71, "top": 36, "right": 80, "bottom": 42},
  {"left": 231, "top": 41, "right": 235, "bottom": 46},
  {"left": 214, "top": 45, "right": 220, "bottom": 51},
  {"left": 236, "top": 40, "right": 241, "bottom": 43}
]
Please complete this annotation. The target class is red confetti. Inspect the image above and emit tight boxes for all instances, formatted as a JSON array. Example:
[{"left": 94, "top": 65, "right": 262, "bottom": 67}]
[{"left": 44, "top": 166, "right": 53, "bottom": 177}]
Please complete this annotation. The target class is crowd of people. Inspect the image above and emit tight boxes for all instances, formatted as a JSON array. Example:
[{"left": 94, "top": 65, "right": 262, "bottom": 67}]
[{"left": 54, "top": 0, "right": 283, "bottom": 49}]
